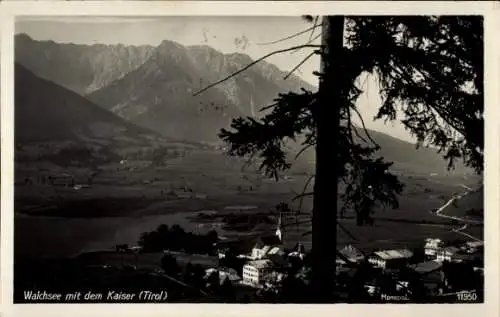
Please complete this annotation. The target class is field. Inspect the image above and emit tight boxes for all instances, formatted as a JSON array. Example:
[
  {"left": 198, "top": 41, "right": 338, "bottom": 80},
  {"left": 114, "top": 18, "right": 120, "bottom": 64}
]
[
  {"left": 15, "top": 147, "right": 483, "bottom": 262},
  {"left": 77, "top": 251, "right": 219, "bottom": 269}
]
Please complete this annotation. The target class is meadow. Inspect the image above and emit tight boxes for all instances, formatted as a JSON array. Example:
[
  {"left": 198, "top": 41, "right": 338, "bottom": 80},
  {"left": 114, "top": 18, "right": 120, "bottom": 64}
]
[{"left": 15, "top": 147, "right": 483, "bottom": 261}]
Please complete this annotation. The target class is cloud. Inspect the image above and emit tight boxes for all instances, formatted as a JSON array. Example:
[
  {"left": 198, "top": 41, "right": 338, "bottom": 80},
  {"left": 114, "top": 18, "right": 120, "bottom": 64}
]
[{"left": 16, "top": 16, "right": 163, "bottom": 24}]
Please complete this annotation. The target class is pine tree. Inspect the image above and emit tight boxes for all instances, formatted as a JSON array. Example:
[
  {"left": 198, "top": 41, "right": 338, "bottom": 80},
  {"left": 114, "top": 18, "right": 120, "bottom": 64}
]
[{"left": 196, "top": 15, "right": 483, "bottom": 302}]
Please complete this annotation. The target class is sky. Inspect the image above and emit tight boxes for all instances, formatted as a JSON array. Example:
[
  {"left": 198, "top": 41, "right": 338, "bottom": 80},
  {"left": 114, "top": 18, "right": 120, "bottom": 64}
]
[{"left": 15, "top": 16, "right": 413, "bottom": 142}]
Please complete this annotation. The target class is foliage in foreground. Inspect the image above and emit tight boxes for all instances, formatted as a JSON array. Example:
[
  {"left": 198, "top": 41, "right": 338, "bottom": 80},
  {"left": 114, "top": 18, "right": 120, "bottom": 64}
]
[{"left": 218, "top": 16, "right": 483, "bottom": 224}]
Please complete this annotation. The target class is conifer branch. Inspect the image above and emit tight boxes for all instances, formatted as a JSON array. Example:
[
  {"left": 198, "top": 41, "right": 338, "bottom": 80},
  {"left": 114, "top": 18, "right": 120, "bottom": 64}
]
[
  {"left": 256, "top": 25, "right": 320, "bottom": 46},
  {"left": 284, "top": 50, "right": 319, "bottom": 80},
  {"left": 193, "top": 44, "right": 322, "bottom": 96}
]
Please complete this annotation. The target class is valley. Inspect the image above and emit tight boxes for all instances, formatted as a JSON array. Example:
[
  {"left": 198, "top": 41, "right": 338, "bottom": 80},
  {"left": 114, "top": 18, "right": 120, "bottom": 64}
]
[
  {"left": 14, "top": 30, "right": 483, "bottom": 292},
  {"left": 14, "top": 33, "right": 483, "bottom": 263},
  {"left": 15, "top": 143, "right": 483, "bottom": 260}
]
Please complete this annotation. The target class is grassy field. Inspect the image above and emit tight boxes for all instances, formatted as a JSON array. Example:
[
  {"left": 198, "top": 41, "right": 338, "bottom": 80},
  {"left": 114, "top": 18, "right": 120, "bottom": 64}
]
[
  {"left": 15, "top": 147, "right": 483, "bottom": 260},
  {"left": 77, "top": 250, "right": 219, "bottom": 269}
]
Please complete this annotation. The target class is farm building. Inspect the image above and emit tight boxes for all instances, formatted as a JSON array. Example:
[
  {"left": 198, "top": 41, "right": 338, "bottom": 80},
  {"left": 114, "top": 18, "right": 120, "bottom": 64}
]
[
  {"left": 339, "top": 244, "right": 365, "bottom": 263},
  {"left": 250, "top": 235, "right": 282, "bottom": 260},
  {"left": 367, "top": 249, "right": 413, "bottom": 269},
  {"left": 435, "top": 246, "right": 460, "bottom": 262},
  {"left": 424, "top": 238, "right": 444, "bottom": 258}
]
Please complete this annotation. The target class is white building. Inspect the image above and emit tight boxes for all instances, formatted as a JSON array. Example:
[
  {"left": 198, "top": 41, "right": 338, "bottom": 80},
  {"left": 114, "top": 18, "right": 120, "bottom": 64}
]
[
  {"left": 424, "top": 238, "right": 444, "bottom": 258},
  {"left": 435, "top": 246, "right": 460, "bottom": 262},
  {"left": 242, "top": 259, "right": 273, "bottom": 288},
  {"left": 251, "top": 245, "right": 271, "bottom": 260},
  {"left": 249, "top": 236, "right": 282, "bottom": 260},
  {"left": 368, "top": 249, "right": 413, "bottom": 269},
  {"left": 336, "top": 258, "right": 347, "bottom": 272}
]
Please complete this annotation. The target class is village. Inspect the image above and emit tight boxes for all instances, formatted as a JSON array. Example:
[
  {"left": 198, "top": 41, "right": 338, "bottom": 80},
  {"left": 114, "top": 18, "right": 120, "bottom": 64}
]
[
  {"left": 106, "top": 209, "right": 484, "bottom": 303},
  {"left": 14, "top": 161, "right": 484, "bottom": 303}
]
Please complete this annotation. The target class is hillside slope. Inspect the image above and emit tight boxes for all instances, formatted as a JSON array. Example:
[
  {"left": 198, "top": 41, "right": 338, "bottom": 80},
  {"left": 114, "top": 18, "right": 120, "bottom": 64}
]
[
  {"left": 15, "top": 63, "right": 169, "bottom": 164},
  {"left": 356, "top": 128, "right": 470, "bottom": 174}
]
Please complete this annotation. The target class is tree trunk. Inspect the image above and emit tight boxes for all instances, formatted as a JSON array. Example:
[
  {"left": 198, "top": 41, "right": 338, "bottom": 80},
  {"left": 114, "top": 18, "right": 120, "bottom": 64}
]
[{"left": 311, "top": 15, "right": 345, "bottom": 303}]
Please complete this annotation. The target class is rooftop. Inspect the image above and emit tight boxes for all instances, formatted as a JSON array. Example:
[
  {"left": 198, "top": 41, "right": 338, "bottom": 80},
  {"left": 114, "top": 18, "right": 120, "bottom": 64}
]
[
  {"left": 372, "top": 249, "right": 413, "bottom": 260},
  {"left": 339, "top": 245, "right": 365, "bottom": 260},
  {"left": 443, "top": 246, "right": 460, "bottom": 254},
  {"left": 465, "top": 241, "right": 484, "bottom": 247},
  {"left": 267, "top": 247, "right": 284, "bottom": 256},
  {"left": 245, "top": 259, "right": 273, "bottom": 269},
  {"left": 410, "top": 261, "right": 443, "bottom": 274}
]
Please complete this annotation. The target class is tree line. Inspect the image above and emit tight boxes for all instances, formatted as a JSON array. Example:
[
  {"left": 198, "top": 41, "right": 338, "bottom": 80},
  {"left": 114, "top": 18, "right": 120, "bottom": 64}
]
[{"left": 138, "top": 224, "right": 219, "bottom": 255}]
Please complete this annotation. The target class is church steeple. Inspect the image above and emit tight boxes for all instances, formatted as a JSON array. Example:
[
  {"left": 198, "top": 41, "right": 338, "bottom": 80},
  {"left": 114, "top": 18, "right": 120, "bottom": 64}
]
[{"left": 275, "top": 212, "right": 284, "bottom": 242}]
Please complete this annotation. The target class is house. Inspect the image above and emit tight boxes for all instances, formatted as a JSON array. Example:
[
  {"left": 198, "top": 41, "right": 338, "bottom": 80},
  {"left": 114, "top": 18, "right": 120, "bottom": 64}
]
[
  {"left": 465, "top": 241, "right": 483, "bottom": 249},
  {"left": 395, "top": 280, "right": 409, "bottom": 293},
  {"left": 435, "top": 246, "right": 460, "bottom": 262},
  {"left": 368, "top": 249, "right": 413, "bottom": 269},
  {"left": 339, "top": 245, "right": 365, "bottom": 263},
  {"left": 250, "top": 235, "right": 282, "bottom": 260},
  {"left": 288, "top": 242, "right": 306, "bottom": 260},
  {"left": 463, "top": 241, "right": 483, "bottom": 254},
  {"left": 424, "top": 238, "right": 444, "bottom": 258},
  {"left": 204, "top": 267, "right": 241, "bottom": 284},
  {"left": 242, "top": 259, "right": 274, "bottom": 288},
  {"left": 336, "top": 258, "right": 347, "bottom": 273},
  {"left": 129, "top": 245, "right": 143, "bottom": 253}
]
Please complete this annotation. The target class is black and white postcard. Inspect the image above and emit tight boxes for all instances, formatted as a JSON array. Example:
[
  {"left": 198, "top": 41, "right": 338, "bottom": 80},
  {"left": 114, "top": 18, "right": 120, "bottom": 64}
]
[{"left": 1, "top": 1, "right": 499, "bottom": 317}]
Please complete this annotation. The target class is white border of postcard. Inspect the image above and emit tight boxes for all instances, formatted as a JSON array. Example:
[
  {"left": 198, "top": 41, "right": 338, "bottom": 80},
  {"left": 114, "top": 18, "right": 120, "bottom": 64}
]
[{"left": 1, "top": 1, "right": 499, "bottom": 317}]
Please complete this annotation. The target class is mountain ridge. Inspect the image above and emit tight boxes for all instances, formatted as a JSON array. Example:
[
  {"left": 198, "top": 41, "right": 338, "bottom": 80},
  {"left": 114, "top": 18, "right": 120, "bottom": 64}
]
[
  {"left": 84, "top": 37, "right": 315, "bottom": 143},
  {"left": 15, "top": 33, "right": 156, "bottom": 95},
  {"left": 15, "top": 34, "right": 472, "bottom": 174}
]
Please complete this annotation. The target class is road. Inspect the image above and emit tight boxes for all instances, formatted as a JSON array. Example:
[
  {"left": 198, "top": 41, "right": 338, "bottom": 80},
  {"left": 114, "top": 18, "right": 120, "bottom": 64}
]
[{"left": 432, "top": 184, "right": 483, "bottom": 242}]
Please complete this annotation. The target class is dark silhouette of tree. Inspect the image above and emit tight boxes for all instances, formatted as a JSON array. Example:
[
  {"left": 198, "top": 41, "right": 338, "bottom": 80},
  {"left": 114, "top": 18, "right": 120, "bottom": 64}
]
[
  {"left": 206, "top": 230, "right": 219, "bottom": 245},
  {"left": 161, "top": 253, "right": 180, "bottom": 276},
  {"left": 138, "top": 224, "right": 218, "bottom": 255},
  {"left": 194, "top": 16, "right": 483, "bottom": 302},
  {"left": 183, "top": 262, "right": 207, "bottom": 290},
  {"left": 219, "top": 277, "right": 236, "bottom": 302},
  {"left": 205, "top": 271, "right": 220, "bottom": 293}
]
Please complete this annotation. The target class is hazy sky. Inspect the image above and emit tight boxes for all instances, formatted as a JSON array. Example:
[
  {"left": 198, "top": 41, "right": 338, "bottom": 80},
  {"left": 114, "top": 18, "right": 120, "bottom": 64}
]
[{"left": 16, "top": 16, "right": 413, "bottom": 142}]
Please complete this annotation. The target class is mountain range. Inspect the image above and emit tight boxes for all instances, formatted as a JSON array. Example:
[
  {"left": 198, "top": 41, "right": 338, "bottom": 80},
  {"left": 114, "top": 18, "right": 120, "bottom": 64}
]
[
  {"left": 15, "top": 33, "right": 155, "bottom": 96},
  {"left": 14, "top": 33, "right": 471, "bottom": 174},
  {"left": 16, "top": 34, "right": 313, "bottom": 143}
]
